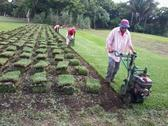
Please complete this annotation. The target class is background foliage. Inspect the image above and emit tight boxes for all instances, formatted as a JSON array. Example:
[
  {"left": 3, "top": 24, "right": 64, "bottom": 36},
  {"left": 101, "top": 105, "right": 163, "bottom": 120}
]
[{"left": 0, "top": 0, "right": 168, "bottom": 36}]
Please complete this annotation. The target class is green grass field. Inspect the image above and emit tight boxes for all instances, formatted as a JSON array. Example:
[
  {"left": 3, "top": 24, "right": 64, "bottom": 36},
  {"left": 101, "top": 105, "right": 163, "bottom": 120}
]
[
  {"left": 0, "top": 16, "right": 26, "bottom": 31},
  {"left": 60, "top": 28, "right": 168, "bottom": 109}
]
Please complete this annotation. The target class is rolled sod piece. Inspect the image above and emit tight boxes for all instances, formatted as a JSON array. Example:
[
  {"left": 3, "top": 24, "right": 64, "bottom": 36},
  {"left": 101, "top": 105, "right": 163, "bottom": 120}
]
[
  {"left": 0, "top": 51, "right": 15, "bottom": 58},
  {"left": 31, "top": 71, "right": 47, "bottom": 83},
  {"left": 0, "top": 70, "right": 21, "bottom": 83},
  {"left": 53, "top": 49, "right": 63, "bottom": 55},
  {"left": 69, "top": 59, "right": 80, "bottom": 66},
  {"left": 36, "top": 54, "right": 47, "bottom": 60},
  {"left": 0, "top": 58, "right": 8, "bottom": 66},
  {"left": 64, "top": 53, "right": 74, "bottom": 59},
  {"left": 20, "top": 52, "right": 32, "bottom": 58},
  {"left": 86, "top": 77, "right": 101, "bottom": 93},
  {"left": 31, "top": 84, "right": 49, "bottom": 93},
  {"left": 6, "top": 45, "right": 17, "bottom": 51},
  {"left": 75, "top": 66, "right": 88, "bottom": 76},
  {"left": 56, "top": 61, "right": 69, "bottom": 71},
  {"left": 14, "top": 58, "right": 31, "bottom": 68},
  {"left": 55, "top": 54, "right": 64, "bottom": 61},
  {"left": 57, "top": 74, "right": 75, "bottom": 87},
  {"left": 34, "top": 60, "right": 49, "bottom": 69},
  {"left": 0, "top": 82, "right": 16, "bottom": 93}
]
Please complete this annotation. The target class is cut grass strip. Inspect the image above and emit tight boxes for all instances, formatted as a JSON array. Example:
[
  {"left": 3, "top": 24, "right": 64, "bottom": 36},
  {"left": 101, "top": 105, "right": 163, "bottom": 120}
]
[
  {"left": 36, "top": 54, "right": 47, "bottom": 60},
  {"left": 36, "top": 48, "right": 47, "bottom": 54},
  {"left": 0, "top": 70, "right": 21, "bottom": 83},
  {"left": 14, "top": 58, "right": 31, "bottom": 68},
  {"left": 69, "top": 59, "right": 80, "bottom": 66},
  {"left": 34, "top": 60, "right": 49, "bottom": 69},
  {"left": 0, "top": 82, "right": 16, "bottom": 93},
  {"left": 31, "top": 71, "right": 47, "bottom": 83},
  {"left": 0, "top": 51, "right": 15, "bottom": 58},
  {"left": 6, "top": 45, "right": 17, "bottom": 51},
  {"left": 23, "top": 46, "right": 33, "bottom": 53},
  {"left": 0, "top": 57, "right": 8, "bottom": 66},
  {"left": 20, "top": 52, "right": 32, "bottom": 58},
  {"left": 64, "top": 53, "right": 74, "bottom": 59},
  {"left": 86, "top": 77, "right": 101, "bottom": 93},
  {"left": 57, "top": 74, "right": 75, "bottom": 87},
  {"left": 55, "top": 54, "right": 64, "bottom": 61},
  {"left": 75, "top": 66, "right": 88, "bottom": 76}
]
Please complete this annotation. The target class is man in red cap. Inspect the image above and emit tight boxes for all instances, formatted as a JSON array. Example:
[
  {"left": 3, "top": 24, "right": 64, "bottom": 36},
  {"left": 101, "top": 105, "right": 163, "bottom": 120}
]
[
  {"left": 105, "top": 19, "right": 135, "bottom": 84},
  {"left": 66, "top": 27, "right": 76, "bottom": 46}
]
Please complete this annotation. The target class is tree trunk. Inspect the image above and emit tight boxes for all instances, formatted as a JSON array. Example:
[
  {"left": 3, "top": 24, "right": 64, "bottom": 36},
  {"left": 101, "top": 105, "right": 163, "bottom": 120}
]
[{"left": 26, "top": 9, "right": 30, "bottom": 23}]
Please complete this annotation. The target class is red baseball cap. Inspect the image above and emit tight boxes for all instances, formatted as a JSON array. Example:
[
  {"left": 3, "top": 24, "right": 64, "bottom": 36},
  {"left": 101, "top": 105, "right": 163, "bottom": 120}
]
[{"left": 119, "top": 19, "right": 130, "bottom": 28}]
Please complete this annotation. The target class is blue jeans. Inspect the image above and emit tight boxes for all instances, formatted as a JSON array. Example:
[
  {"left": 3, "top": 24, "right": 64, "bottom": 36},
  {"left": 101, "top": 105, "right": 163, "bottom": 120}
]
[{"left": 105, "top": 57, "right": 120, "bottom": 82}]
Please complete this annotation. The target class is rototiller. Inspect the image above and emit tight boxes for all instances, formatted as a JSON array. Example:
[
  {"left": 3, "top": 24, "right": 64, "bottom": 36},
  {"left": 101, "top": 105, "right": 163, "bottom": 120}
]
[{"left": 114, "top": 51, "right": 152, "bottom": 103}]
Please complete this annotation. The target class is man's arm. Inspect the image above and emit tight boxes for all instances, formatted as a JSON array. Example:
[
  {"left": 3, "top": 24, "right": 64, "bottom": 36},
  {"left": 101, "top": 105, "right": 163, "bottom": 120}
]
[{"left": 106, "top": 30, "right": 114, "bottom": 53}]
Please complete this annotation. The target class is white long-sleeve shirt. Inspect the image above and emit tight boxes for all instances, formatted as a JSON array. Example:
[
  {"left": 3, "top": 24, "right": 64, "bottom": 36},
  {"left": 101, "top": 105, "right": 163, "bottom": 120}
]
[{"left": 106, "top": 27, "right": 133, "bottom": 62}]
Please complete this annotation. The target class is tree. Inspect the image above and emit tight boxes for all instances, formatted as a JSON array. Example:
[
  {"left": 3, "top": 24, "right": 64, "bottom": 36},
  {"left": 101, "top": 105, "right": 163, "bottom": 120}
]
[{"left": 128, "top": 0, "right": 158, "bottom": 31}]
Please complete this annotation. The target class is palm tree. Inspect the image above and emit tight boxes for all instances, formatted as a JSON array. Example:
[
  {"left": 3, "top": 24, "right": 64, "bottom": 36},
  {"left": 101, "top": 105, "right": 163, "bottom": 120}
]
[{"left": 128, "top": 0, "right": 158, "bottom": 26}]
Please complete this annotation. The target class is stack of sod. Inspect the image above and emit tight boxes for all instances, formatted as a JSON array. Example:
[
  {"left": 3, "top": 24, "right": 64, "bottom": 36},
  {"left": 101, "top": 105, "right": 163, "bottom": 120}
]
[
  {"left": 56, "top": 61, "right": 69, "bottom": 74},
  {"left": 0, "top": 70, "right": 21, "bottom": 92},
  {"left": 57, "top": 74, "right": 76, "bottom": 95},
  {"left": 55, "top": 54, "right": 64, "bottom": 61},
  {"left": 0, "top": 57, "right": 8, "bottom": 66},
  {"left": 86, "top": 77, "right": 101, "bottom": 93},
  {"left": 75, "top": 66, "right": 88, "bottom": 76},
  {"left": 30, "top": 71, "right": 49, "bottom": 93},
  {"left": 69, "top": 59, "right": 80, "bottom": 66}
]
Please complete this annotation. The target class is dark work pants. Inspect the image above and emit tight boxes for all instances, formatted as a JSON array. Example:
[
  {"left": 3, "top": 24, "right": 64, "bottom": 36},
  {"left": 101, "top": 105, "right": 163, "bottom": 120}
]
[{"left": 105, "top": 57, "right": 120, "bottom": 82}]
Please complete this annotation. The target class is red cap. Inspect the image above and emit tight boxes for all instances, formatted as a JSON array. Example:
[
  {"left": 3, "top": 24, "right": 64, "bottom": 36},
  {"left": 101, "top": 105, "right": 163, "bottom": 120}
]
[{"left": 119, "top": 19, "right": 130, "bottom": 28}]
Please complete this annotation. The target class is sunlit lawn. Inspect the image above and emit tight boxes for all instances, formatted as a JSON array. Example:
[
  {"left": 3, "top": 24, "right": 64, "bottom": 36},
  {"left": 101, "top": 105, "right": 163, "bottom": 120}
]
[{"left": 60, "top": 28, "right": 168, "bottom": 109}]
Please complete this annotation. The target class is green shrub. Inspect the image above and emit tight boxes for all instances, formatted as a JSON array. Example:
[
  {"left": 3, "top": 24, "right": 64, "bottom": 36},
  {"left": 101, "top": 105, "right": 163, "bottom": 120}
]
[
  {"left": 0, "top": 70, "right": 21, "bottom": 83},
  {"left": 69, "top": 59, "right": 80, "bottom": 66},
  {"left": 75, "top": 66, "right": 88, "bottom": 76},
  {"left": 86, "top": 77, "right": 101, "bottom": 93}
]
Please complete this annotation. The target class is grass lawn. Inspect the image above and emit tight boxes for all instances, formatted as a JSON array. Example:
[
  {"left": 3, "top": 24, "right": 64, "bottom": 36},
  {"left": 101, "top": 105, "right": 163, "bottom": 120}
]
[
  {"left": 0, "top": 16, "right": 26, "bottom": 31},
  {"left": 60, "top": 28, "right": 168, "bottom": 109}
]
